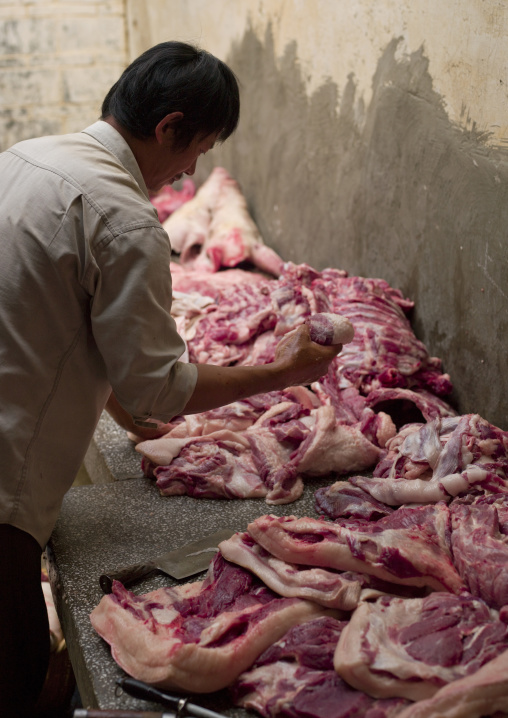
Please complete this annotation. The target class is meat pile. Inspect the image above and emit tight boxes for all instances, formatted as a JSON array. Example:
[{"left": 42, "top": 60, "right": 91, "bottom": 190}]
[
  {"left": 91, "top": 493, "right": 508, "bottom": 717},
  {"left": 91, "top": 168, "right": 508, "bottom": 717},
  {"left": 163, "top": 167, "right": 285, "bottom": 276},
  {"left": 137, "top": 257, "right": 458, "bottom": 504}
]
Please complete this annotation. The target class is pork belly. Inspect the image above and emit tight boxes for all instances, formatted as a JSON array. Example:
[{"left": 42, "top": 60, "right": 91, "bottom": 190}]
[
  {"left": 232, "top": 616, "right": 410, "bottom": 718},
  {"left": 246, "top": 506, "right": 464, "bottom": 593},
  {"left": 334, "top": 592, "right": 508, "bottom": 702},
  {"left": 450, "top": 493, "right": 508, "bottom": 609},
  {"left": 90, "top": 555, "right": 332, "bottom": 693},
  {"left": 315, "top": 481, "right": 394, "bottom": 520},
  {"left": 219, "top": 532, "right": 425, "bottom": 611},
  {"left": 352, "top": 414, "right": 508, "bottom": 505},
  {"left": 394, "top": 647, "right": 508, "bottom": 718}
]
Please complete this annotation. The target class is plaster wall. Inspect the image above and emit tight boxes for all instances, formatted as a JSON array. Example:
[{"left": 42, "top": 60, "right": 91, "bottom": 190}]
[
  {"left": 127, "top": 0, "right": 508, "bottom": 429},
  {"left": 0, "top": 0, "right": 128, "bottom": 150}
]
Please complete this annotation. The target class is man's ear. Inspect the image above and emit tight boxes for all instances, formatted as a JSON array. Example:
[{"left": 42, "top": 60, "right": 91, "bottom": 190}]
[{"left": 155, "top": 112, "right": 184, "bottom": 145}]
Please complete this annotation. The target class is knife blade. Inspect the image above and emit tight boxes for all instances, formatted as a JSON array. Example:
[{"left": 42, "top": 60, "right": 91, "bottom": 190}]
[
  {"left": 117, "top": 677, "right": 227, "bottom": 718},
  {"left": 99, "top": 528, "right": 236, "bottom": 593}
]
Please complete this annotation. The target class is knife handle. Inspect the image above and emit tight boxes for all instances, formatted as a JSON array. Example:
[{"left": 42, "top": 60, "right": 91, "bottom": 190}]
[{"left": 99, "top": 562, "right": 157, "bottom": 594}]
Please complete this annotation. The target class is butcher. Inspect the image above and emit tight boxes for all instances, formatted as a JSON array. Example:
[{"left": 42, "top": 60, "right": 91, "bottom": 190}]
[{"left": 0, "top": 41, "right": 341, "bottom": 715}]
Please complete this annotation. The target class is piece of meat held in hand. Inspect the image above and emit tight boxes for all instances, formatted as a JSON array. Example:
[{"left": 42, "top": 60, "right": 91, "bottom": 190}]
[
  {"left": 334, "top": 592, "right": 508, "bottom": 703},
  {"left": 231, "top": 616, "right": 411, "bottom": 718},
  {"left": 90, "top": 554, "right": 335, "bottom": 693},
  {"left": 247, "top": 506, "right": 465, "bottom": 594},
  {"left": 305, "top": 313, "right": 355, "bottom": 346}
]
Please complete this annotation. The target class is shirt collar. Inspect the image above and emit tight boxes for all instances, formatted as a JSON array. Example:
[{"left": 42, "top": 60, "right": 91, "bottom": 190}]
[{"left": 82, "top": 120, "right": 150, "bottom": 199}]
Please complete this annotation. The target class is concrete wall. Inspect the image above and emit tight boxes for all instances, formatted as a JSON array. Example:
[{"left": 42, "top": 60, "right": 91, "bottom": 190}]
[
  {"left": 0, "top": 0, "right": 128, "bottom": 150},
  {"left": 126, "top": 0, "right": 508, "bottom": 430}
]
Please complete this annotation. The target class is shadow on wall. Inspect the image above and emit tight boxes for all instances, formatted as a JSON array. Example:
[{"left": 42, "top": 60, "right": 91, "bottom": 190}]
[{"left": 207, "top": 23, "right": 508, "bottom": 429}]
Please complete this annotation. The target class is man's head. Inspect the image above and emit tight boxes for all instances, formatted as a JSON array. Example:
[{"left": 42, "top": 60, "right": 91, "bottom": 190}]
[{"left": 101, "top": 41, "right": 240, "bottom": 151}]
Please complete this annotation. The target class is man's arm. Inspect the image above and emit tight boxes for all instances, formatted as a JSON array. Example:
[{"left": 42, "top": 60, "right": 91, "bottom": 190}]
[
  {"left": 182, "top": 324, "right": 340, "bottom": 414},
  {"left": 106, "top": 324, "right": 341, "bottom": 436}
]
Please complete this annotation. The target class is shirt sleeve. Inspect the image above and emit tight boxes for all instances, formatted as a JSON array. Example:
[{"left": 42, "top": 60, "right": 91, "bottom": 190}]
[{"left": 89, "top": 223, "right": 198, "bottom": 422}]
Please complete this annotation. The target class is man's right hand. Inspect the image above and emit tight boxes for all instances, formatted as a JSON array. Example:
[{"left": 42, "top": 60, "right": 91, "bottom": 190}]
[{"left": 272, "top": 324, "right": 342, "bottom": 387}]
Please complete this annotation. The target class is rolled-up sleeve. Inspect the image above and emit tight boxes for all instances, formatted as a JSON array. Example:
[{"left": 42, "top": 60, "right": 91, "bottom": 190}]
[{"left": 90, "top": 223, "right": 198, "bottom": 422}]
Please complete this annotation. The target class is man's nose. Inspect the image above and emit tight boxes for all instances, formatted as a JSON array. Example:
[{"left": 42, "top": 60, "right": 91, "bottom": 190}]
[{"left": 185, "top": 159, "right": 197, "bottom": 176}]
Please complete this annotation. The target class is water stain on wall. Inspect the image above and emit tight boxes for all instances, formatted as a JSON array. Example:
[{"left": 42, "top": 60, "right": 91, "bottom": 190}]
[{"left": 201, "top": 23, "right": 508, "bottom": 428}]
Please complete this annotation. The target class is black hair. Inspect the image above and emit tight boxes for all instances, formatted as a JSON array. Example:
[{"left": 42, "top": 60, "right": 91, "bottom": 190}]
[{"left": 101, "top": 41, "right": 240, "bottom": 149}]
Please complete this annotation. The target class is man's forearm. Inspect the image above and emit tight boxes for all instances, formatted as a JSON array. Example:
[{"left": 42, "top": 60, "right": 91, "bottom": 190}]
[
  {"left": 182, "top": 325, "right": 342, "bottom": 415},
  {"left": 181, "top": 362, "right": 286, "bottom": 415}
]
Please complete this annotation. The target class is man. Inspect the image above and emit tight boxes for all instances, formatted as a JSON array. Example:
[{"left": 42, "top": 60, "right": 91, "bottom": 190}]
[{"left": 0, "top": 42, "right": 341, "bottom": 714}]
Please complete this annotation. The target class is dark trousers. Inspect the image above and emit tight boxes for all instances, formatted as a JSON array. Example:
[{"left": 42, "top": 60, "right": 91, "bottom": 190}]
[{"left": 0, "top": 524, "right": 50, "bottom": 717}]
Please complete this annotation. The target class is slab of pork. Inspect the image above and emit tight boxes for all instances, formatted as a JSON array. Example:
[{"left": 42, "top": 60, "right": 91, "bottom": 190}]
[
  {"left": 314, "top": 481, "right": 394, "bottom": 520},
  {"left": 164, "top": 167, "right": 284, "bottom": 275},
  {"left": 232, "top": 616, "right": 410, "bottom": 718},
  {"left": 351, "top": 414, "right": 508, "bottom": 506},
  {"left": 246, "top": 506, "right": 464, "bottom": 593},
  {"left": 334, "top": 592, "right": 508, "bottom": 702},
  {"left": 90, "top": 554, "right": 333, "bottom": 693},
  {"left": 219, "top": 532, "right": 425, "bottom": 612},
  {"left": 393, "top": 646, "right": 508, "bottom": 718},
  {"left": 450, "top": 493, "right": 508, "bottom": 609}
]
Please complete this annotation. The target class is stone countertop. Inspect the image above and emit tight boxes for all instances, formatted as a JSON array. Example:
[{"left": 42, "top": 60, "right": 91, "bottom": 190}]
[
  {"left": 83, "top": 411, "right": 143, "bottom": 483},
  {"left": 48, "top": 468, "right": 334, "bottom": 714}
]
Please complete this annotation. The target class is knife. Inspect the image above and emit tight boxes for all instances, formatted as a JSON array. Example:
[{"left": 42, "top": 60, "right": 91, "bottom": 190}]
[
  {"left": 99, "top": 528, "right": 236, "bottom": 593},
  {"left": 117, "top": 677, "right": 227, "bottom": 718}
]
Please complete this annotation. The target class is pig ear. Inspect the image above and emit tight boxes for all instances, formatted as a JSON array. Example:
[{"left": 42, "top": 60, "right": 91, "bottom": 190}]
[{"left": 155, "top": 112, "right": 184, "bottom": 144}]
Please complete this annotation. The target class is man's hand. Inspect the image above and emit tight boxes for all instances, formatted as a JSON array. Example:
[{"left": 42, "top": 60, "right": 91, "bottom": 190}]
[
  {"left": 272, "top": 324, "right": 342, "bottom": 386},
  {"left": 105, "top": 393, "right": 172, "bottom": 441}
]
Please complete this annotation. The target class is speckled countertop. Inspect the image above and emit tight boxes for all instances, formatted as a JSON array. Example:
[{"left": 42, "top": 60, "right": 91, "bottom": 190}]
[{"left": 48, "top": 417, "right": 334, "bottom": 714}]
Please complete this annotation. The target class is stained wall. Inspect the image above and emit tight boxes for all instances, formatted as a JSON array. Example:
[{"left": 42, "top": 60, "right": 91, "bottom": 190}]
[
  {"left": 126, "top": 0, "right": 508, "bottom": 429},
  {"left": 0, "top": 0, "right": 128, "bottom": 150}
]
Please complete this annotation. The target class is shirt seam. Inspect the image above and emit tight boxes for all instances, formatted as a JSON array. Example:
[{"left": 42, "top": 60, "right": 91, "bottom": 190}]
[{"left": 6, "top": 148, "right": 162, "bottom": 238}]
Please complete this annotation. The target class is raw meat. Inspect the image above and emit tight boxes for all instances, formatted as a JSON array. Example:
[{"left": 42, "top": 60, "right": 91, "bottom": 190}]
[
  {"left": 290, "top": 405, "right": 384, "bottom": 476},
  {"left": 305, "top": 313, "right": 355, "bottom": 346},
  {"left": 136, "top": 260, "right": 455, "bottom": 503},
  {"left": 150, "top": 179, "right": 195, "bottom": 222},
  {"left": 163, "top": 167, "right": 223, "bottom": 259},
  {"left": 153, "top": 432, "right": 268, "bottom": 500},
  {"left": 246, "top": 506, "right": 465, "bottom": 593},
  {"left": 351, "top": 414, "right": 508, "bottom": 506},
  {"left": 365, "top": 387, "right": 457, "bottom": 423},
  {"left": 232, "top": 616, "right": 410, "bottom": 718},
  {"left": 177, "top": 261, "right": 455, "bottom": 424},
  {"left": 164, "top": 167, "right": 284, "bottom": 275},
  {"left": 450, "top": 493, "right": 508, "bottom": 609},
  {"left": 219, "top": 532, "right": 425, "bottom": 612},
  {"left": 138, "top": 393, "right": 387, "bottom": 505},
  {"left": 246, "top": 426, "right": 305, "bottom": 504},
  {"left": 187, "top": 281, "right": 276, "bottom": 365},
  {"left": 170, "top": 262, "right": 270, "bottom": 298},
  {"left": 315, "top": 481, "right": 394, "bottom": 520},
  {"left": 309, "top": 271, "right": 453, "bottom": 399},
  {"left": 194, "top": 168, "right": 284, "bottom": 275},
  {"left": 219, "top": 531, "right": 364, "bottom": 610},
  {"left": 334, "top": 592, "right": 508, "bottom": 702},
  {"left": 90, "top": 554, "right": 333, "bottom": 693},
  {"left": 393, "top": 647, "right": 508, "bottom": 718}
]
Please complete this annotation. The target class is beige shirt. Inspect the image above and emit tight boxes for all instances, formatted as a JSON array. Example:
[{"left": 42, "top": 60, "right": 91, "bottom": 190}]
[{"left": 0, "top": 121, "right": 197, "bottom": 547}]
